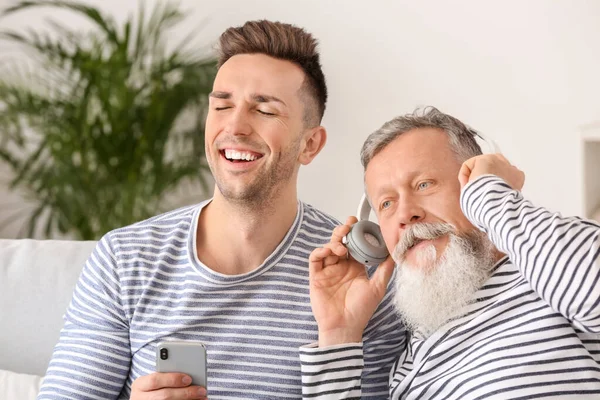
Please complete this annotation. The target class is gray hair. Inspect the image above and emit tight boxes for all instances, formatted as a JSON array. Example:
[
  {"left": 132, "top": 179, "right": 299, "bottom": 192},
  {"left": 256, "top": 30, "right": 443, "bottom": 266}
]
[{"left": 360, "top": 106, "right": 483, "bottom": 170}]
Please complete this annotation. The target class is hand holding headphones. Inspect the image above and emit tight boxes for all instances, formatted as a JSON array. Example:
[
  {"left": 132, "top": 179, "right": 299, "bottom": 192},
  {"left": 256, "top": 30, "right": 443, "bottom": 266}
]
[{"left": 309, "top": 216, "right": 396, "bottom": 346}]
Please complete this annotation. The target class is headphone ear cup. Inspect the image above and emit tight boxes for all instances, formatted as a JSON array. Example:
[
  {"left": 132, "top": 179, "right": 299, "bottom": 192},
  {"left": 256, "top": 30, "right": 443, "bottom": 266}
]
[{"left": 345, "top": 220, "right": 389, "bottom": 265}]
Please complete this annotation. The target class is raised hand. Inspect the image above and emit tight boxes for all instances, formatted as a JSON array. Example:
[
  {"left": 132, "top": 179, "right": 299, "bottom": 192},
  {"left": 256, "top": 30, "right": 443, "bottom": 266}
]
[
  {"left": 458, "top": 153, "right": 525, "bottom": 190},
  {"left": 309, "top": 216, "right": 396, "bottom": 347}
]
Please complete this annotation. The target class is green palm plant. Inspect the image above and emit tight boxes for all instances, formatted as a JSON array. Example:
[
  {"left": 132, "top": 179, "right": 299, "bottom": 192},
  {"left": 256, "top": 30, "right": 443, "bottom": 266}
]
[{"left": 0, "top": 0, "right": 217, "bottom": 240}]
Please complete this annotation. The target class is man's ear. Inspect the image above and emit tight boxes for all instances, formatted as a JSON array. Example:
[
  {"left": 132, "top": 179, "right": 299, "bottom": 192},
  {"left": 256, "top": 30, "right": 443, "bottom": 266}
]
[{"left": 298, "top": 126, "right": 327, "bottom": 165}]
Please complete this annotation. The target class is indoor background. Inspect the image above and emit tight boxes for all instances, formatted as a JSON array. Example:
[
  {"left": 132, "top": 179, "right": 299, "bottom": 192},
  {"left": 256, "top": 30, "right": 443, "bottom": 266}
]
[{"left": 1, "top": 0, "right": 599, "bottom": 239}]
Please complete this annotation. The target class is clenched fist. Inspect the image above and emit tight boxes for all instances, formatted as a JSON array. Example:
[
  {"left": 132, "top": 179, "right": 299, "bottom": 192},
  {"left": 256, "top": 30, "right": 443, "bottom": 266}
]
[{"left": 459, "top": 153, "right": 525, "bottom": 190}]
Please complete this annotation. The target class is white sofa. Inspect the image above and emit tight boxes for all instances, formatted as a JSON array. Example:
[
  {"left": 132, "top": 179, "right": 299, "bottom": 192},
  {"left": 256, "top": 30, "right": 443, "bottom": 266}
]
[{"left": 0, "top": 239, "right": 97, "bottom": 400}]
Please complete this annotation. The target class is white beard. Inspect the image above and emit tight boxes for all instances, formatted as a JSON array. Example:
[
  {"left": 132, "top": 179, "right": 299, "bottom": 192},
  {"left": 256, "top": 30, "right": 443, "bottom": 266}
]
[{"left": 392, "top": 224, "right": 495, "bottom": 337}]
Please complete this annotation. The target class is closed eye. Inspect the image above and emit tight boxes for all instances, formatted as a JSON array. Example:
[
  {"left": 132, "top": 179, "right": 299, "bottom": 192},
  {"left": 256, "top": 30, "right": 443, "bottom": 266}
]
[
  {"left": 214, "top": 106, "right": 231, "bottom": 111},
  {"left": 257, "top": 109, "right": 275, "bottom": 116}
]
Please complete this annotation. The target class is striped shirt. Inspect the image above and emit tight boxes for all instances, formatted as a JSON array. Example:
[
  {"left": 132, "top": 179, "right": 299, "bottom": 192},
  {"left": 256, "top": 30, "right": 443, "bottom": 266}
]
[
  {"left": 37, "top": 200, "right": 404, "bottom": 400},
  {"left": 299, "top": 175, "right": 600, "bottom": 399}
]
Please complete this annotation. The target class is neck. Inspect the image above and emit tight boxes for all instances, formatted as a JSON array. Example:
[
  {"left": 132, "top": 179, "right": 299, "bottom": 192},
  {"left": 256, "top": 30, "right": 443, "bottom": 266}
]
[{"left": 196, "top": 186, "right": 299, "bottom": 275}]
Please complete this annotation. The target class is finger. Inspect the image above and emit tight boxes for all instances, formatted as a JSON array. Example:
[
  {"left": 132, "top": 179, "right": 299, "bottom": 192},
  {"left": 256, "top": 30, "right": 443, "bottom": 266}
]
[
  {"left": 330, "top": 224, "right": 352, "bottom": 244},
  {"left": 345, "top": 216, "right": 358, "bottom": 225},
  {"left": 371, "top": 256, "right": 396, "bottom": 296},
  {"left": 458, "top": 160, "right": 474, "bottom": 188},
  {"left": 324, "top": 241, "right": 348, "bottom": 258},
  {"left": 517, "top": 169, "right": 526, "bottom": 190},
  {"left": 155, "top": 386, "right": 207, "bottom": 399},
  {"left": 323, "top": 254, "right": 340, "bottom": 267},
  {"left": 496, "top": 153, "right": 511, "bottom": 164},
  {"left": 309, "top": 247, "right": 333, "bottom": 275},
  {"left": 132, "top": 372, "right": 192, "bottom": 392}
]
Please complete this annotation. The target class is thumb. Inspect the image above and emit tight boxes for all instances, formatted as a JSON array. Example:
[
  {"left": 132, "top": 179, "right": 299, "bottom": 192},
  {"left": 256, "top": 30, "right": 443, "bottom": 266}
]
[
  {"left": 370, "top": 256, "right": 396, "bottom": 297},
  {"left": 458, "top": 159, "right": 474, "bottom": 188}
]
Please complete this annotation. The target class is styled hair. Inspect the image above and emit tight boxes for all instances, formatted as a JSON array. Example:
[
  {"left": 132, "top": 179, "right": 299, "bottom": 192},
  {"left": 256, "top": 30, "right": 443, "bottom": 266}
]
[
  {"left": 217, "top": 20, "right": 327, "bottom": 126},
  {"left": 360, "top": 106, "right": 483, "bottom": 170}
]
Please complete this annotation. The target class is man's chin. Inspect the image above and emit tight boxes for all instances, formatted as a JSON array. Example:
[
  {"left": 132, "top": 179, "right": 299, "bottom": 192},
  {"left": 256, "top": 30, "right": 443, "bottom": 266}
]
[
  {"left": 393, "top": 232, "right": 496, "bottom": 337},
  {"left": 401, "top": 260, "right": 438, "bottom": 274},
  {"left": 217, "top": 183, "right": 263, "bottom": 204},
  {"left": 394, "top": 263, "right": 474, "bottom": 337}
]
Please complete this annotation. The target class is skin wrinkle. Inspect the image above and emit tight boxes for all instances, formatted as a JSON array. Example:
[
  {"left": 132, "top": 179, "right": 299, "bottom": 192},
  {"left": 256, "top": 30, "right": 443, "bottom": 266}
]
[
  {"left": 363, "top": 129, "right": 498, "bottom": 337},
  {"left": 205, "top": 54, "right": 308, "bottom": 212}
]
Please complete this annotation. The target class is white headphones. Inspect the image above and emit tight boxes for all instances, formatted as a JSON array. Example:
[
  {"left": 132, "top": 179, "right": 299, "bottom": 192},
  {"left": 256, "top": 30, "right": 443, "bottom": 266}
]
[
  {"left": 344, "top": 129, "right": 501, "bottom": 265},
  {"left": 343, "top": 198, "right": 390, "bottom": 265}
]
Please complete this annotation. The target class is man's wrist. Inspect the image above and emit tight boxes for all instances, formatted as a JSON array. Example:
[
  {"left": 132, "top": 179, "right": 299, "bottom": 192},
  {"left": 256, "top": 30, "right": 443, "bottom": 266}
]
[{"left": 318, "top": 328, "right": 363, "bottom": 347}]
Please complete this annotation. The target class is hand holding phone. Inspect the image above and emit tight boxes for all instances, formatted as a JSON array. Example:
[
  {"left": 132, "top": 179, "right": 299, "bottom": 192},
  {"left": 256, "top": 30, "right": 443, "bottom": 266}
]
[
  {"left": 156, "top": 341, "right": 207, "bottom": 387},
  {"left": 130, "top": 340, "right": 208, "bottom": 399},
  {"left": 130, "top": 371, "right": 206, "bottom": 399}
]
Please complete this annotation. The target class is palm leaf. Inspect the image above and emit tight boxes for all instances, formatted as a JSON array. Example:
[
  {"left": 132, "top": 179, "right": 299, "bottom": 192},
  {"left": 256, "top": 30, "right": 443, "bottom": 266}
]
[
  {"left": 2, "top": 1, "right": 120, "bottom": 45},
  {"left": 0, "top": 0, "right": 217, "bottom": 239}
]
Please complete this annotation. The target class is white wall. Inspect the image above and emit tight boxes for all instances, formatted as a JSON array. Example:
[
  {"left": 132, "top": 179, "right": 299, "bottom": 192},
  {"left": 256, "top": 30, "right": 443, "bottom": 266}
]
[{"left": 1, "top": 0, "right": 599, "bottom": 237}]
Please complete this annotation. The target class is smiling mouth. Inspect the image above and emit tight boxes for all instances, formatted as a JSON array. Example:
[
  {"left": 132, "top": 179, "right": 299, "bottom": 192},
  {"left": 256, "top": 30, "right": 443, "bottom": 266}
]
[{"left": 220, "top": 149, "right": 264, "bottom": 163}]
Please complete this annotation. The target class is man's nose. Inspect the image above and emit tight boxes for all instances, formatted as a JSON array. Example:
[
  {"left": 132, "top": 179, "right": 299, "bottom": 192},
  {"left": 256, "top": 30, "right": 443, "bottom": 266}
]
[
  {"left": 225, "top": 108, "right": 252, "bottom": 136},
  {"left": 396, "top": 198, "right": 424, "bottom": 230}
]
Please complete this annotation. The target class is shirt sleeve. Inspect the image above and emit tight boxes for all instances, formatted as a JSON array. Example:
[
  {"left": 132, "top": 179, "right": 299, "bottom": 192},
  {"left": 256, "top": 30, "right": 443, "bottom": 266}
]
[
  {"left": 461, "top": 174, "right": 600, "bottom": 333},
  {"left": 299, "top": 342, "right": 364, "bottom": 399},
  {"left": 300, "top": 271, "right": 405, "bottom": 399},
  {"left": 37, "top": 234, "right": 131, "bottom": 400}
]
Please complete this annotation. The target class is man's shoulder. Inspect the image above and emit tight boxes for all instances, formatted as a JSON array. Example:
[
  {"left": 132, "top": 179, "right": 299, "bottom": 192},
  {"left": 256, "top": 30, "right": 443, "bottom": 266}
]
[
  {"left": 300, "top": 202, "right": 341, "bottom": 232},
  {"left": 104, "top": 202, "right": 202, "bottom": 244}
]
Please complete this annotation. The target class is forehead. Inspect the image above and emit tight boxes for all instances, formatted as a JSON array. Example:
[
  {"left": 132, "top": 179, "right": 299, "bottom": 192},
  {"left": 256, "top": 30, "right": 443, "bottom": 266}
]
[
  {"left": 364, "top": 128, "right": 462, "bottom": 192},
  {"left": 213, "top": 54, "right": 306, "bottom": 100}
]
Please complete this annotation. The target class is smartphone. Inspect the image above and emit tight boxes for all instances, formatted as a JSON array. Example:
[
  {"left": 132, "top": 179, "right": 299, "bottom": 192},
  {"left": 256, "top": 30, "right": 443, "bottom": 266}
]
[{"left": 156, "top": 340, "right": 207, "bottom": 388}]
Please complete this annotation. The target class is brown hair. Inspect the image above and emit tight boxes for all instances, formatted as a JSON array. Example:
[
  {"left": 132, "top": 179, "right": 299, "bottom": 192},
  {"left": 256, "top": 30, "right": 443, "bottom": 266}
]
[{"left": 217, "top": 20, "right": 327, "bottom": 126}]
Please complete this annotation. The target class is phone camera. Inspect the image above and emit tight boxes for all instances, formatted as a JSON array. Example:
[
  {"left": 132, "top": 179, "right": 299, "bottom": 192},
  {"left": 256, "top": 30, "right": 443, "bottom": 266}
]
[{"left": 160, "top": 348, "right": 168, "bottom": 360}]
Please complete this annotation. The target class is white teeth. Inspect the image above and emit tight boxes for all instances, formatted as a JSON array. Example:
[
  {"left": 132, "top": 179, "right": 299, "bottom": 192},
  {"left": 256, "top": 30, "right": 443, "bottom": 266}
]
[{"left": 224, "top": 149, "right": 258, "bottom": 161}]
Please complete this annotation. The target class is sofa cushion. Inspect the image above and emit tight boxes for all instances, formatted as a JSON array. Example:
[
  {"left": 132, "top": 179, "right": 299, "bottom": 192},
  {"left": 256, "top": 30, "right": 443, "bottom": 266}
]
[
  {"left": 0, "top": 239, "right": 97, "bottom": 376},
  {"left": 0, "top": 369, "right": 44, "bottom": 400}
]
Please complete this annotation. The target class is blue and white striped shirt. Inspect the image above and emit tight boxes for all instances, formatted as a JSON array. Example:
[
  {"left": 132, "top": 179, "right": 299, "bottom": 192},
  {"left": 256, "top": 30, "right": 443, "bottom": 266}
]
[
  {"left": 37, "top": 200, "right": 404, "bottom": 399},
  {"left": 299, "top": 175, "right": 600, "bottom": 399}
]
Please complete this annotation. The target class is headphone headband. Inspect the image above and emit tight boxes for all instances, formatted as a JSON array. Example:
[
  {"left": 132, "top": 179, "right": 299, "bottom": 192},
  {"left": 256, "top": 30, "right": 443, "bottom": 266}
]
[
  {"left": 357, "top": 193, "right": 371, "bottom": 221},
  {"left": 356, "top": 130, "right": 500, "bottom": 223},
  {"left": 469, "top": 128, "right": 502, "bottom": 154}
]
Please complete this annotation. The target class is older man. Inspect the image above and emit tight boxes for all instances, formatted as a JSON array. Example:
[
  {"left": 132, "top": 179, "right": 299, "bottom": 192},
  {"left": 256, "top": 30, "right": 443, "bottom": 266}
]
[{"left": 300, "top": 107, "right": 600, "bottom": 399}]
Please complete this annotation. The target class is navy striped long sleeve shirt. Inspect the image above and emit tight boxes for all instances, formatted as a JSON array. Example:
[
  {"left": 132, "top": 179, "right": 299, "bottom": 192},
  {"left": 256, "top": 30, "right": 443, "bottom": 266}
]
[
  {"left": 37, "top": 200, "right": 404, "bottom": 399},
  {"left": 299, "top": 175, "right": 600, "bottom": 399}
]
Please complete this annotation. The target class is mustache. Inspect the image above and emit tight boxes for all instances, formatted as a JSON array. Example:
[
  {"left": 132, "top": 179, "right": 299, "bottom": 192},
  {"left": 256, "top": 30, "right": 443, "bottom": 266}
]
[{"left": 393, "top": 222, "right": 454, "bottom": 261}]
